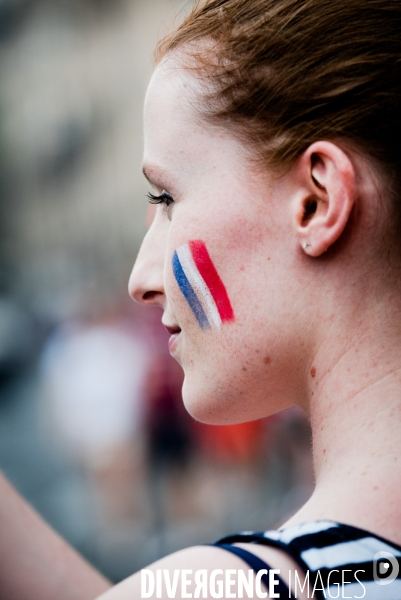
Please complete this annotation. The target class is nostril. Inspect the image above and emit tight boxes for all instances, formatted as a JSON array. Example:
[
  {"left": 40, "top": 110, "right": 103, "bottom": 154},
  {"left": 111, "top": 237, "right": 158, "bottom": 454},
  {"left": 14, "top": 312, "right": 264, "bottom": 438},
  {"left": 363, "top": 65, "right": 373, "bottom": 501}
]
[{"left": 142, "top": 290, "right": 161, "bottom": 301}]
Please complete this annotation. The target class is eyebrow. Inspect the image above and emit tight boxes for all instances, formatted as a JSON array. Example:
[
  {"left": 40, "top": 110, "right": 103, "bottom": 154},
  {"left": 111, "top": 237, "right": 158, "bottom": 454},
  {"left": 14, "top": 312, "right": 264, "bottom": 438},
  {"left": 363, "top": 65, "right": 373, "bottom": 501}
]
[
  {"left": 142, "top": 164, "right": 172, "bottom": 190},
  {"left": 142, "top": 164, "right": 163, "bottom": 182},
  {"left": 142, "top": 166, "right": 152, "bottom": 184}
]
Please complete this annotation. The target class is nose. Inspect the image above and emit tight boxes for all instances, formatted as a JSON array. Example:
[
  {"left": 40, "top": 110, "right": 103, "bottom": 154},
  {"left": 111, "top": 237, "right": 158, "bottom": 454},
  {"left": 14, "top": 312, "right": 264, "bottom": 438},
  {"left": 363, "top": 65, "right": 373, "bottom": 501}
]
[{"left": 128, "top": 215, "right": 167, "bottom": 308}]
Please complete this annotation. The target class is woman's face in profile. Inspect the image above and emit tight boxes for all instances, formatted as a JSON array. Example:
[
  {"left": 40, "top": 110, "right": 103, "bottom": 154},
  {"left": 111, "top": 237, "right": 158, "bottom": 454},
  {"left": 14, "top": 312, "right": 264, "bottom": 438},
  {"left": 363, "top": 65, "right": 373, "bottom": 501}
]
[{"left": 129, "top": 57, "right": 310, "bottom": 424}]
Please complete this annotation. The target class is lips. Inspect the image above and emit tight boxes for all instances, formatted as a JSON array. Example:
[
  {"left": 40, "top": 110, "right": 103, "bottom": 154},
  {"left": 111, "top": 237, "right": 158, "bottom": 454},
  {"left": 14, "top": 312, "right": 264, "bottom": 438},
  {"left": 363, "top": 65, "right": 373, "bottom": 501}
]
[{"left": 164, "top": 324, "right": 181, "bottom": 353}]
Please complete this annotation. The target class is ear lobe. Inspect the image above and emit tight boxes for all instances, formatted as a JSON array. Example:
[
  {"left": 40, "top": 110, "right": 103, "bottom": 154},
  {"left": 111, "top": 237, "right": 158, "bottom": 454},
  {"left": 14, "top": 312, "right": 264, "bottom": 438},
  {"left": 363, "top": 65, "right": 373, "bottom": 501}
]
[{"left": 295, "top": 141, "right": 356, "bottom": 257}]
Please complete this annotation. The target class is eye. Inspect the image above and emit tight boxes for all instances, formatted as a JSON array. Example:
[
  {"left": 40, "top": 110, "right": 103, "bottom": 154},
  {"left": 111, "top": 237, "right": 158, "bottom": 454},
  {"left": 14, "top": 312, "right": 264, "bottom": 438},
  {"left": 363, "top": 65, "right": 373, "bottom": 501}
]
[{"left": 147, "top": 190, "right": 174, "bottom": 208}]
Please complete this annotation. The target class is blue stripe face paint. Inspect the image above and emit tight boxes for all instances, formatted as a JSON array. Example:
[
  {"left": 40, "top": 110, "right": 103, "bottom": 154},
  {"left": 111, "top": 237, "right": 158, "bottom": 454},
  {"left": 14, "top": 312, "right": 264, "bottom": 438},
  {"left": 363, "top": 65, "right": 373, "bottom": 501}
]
[{"left": 172, "top": 251, "right": 210, "bottom": 329}]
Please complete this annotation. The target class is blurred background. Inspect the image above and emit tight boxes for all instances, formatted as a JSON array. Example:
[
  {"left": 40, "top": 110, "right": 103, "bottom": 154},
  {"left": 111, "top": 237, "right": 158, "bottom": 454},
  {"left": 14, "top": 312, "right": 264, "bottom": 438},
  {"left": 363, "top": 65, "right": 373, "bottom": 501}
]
[{"left": 0, "top": 0, "right": 314, "bottom": 584}]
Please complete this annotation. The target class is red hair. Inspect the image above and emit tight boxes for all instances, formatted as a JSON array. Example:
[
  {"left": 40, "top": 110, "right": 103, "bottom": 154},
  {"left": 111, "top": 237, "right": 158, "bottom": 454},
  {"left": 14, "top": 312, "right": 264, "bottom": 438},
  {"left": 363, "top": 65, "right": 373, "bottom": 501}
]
[{"left": 156, "top": 0, "right": 401, "bottom": 193}]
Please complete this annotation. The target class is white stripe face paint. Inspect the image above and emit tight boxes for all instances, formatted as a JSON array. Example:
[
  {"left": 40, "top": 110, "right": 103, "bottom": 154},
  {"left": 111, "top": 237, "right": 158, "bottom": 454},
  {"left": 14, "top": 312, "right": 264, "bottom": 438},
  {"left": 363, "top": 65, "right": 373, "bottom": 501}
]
[{"left": 176, "top": 245, "right": 222, "bottom": 329}]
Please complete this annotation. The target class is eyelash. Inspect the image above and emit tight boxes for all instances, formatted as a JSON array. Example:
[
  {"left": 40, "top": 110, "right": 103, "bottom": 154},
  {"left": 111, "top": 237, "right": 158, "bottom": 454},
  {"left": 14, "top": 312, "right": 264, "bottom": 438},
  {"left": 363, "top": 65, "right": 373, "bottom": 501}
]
[{"left": 147, "top": 190, "right": 174, "bottom": 207}]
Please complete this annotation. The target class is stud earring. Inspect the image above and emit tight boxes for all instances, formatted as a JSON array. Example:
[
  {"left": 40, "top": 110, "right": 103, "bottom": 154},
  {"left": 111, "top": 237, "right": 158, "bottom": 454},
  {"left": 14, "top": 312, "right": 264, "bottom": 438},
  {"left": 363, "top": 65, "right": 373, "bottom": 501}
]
[{"left": 301, "top": 241, "right": 310, "bottom": 249}]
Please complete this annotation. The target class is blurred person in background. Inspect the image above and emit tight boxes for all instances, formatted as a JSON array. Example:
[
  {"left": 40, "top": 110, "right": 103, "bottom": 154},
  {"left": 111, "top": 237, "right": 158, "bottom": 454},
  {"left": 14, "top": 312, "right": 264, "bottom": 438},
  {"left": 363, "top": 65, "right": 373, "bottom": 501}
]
[
  {"left": 40, "top": 312, "right": 148, "bottom": 526},
  {"left": 143, "top": 351, "right": 192, "bottom": 546}
]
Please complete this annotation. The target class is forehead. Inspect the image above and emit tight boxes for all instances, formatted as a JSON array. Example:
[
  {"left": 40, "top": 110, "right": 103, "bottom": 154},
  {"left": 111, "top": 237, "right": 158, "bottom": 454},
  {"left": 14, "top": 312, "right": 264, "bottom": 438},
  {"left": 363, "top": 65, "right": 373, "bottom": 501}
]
[
  {"left": 145, "top": 57, "right": 197, "bottom": 121},
  {"left": 144, "top": 59, "right": 202, "bottom": 154},
  {"left": 143, "top": 58, "right": 248, "bottom": 189}
]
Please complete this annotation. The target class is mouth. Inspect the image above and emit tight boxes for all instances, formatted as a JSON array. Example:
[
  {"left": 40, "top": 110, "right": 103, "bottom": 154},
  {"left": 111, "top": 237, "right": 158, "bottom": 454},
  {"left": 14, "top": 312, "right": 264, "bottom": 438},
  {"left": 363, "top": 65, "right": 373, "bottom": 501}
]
[{"left": 163, "top": 323, "right": 182, "bottom": 353}]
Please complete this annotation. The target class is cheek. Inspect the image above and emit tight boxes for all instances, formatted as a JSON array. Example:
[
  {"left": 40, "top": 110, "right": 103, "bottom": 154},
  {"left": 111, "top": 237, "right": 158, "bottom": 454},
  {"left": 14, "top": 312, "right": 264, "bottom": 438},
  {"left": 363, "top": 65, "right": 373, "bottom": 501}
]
[
  {"left": 174, "top": 260, "right": 305, "bottom": 423},
  {"left": 169, "top": 239, "right": 235, "bottom": 331},
  {"left": 182, "top": 317, "right": 302, "bottom": 425}
]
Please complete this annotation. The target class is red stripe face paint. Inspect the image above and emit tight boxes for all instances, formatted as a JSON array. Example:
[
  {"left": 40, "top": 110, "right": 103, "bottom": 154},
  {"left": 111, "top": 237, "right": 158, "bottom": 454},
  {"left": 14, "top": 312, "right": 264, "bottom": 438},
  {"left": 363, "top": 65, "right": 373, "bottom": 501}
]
[
  {"left": 172, "top": 240, "right": 235, "bottom": 329},
  {"left": 188, "top": 240, "right": 235, "bottom": 323}
]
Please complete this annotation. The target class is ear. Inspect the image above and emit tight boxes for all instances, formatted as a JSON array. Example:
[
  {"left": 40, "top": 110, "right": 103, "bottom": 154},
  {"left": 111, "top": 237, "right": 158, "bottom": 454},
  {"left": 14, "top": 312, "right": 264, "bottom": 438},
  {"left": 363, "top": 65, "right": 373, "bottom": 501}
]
[{"left": 294, "top": 141, "right": 356, "bottom": 257}]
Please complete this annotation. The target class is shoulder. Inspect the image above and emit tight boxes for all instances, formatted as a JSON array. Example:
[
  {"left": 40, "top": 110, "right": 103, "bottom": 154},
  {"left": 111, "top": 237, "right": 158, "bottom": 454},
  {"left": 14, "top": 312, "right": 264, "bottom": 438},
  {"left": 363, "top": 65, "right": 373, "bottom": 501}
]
[
  {"left": 95, "top": 520, "right": 398, "bottom": 600},
  {"left": 94, "top": 543, "right": 309, "bottom": 600}
]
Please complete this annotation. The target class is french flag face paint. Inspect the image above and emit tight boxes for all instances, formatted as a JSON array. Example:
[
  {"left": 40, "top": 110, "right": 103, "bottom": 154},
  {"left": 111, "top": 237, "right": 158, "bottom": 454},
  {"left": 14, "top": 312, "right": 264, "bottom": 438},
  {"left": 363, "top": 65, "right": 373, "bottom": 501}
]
[{"left": 172, "top": 240, "right": 235, "bottom": 330}]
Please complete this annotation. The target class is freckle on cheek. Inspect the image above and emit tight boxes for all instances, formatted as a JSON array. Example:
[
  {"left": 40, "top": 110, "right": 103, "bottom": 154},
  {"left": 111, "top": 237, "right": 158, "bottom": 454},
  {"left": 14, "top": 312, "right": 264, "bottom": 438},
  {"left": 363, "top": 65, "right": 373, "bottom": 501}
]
[
  {"left": 242, "top": 366, "right": 247, "bottom": 372},
  {"left": 263, "top": 356, "right": 271, "bottom": 365},
  {"left": 310, "top": 366, "right": 316, "bottom": 378}
]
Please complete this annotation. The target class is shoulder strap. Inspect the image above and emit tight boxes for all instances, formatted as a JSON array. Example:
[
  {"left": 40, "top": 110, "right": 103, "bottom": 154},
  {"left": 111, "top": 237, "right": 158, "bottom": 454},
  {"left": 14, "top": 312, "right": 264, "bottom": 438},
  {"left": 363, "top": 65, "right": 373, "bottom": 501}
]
[
  {"left": 216, "top": 531, "right": 311, "bottom": 577},
  {"left": 217, "top": 543, "right": 290, "bottom": 597}
]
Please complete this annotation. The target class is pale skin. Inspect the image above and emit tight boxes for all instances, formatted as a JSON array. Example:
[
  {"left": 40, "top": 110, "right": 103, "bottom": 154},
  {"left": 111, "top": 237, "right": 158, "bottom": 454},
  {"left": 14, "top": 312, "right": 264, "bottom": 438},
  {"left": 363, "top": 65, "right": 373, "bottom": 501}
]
[
  {"left": 94, "top": 55, "right": 401, "bottom": 599},
  {"left": 1, "top": 48, "right": 400, "bottom": 599},
  {"left": 0, "top": 472, "right": 111, "bottom": 600}
]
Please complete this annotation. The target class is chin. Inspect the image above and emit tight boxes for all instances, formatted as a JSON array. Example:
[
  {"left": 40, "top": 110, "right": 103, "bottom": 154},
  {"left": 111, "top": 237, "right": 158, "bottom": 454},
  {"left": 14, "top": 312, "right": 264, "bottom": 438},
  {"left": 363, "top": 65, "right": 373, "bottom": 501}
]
[
  {"left": 181, "top": 376, "right": 231, "bottom": 424},
  {"left": 181, "top": 364, "right": 298, "bottom": 425},
  {"left": 181, "top": 374, "right": 262, "bottom": 426}
]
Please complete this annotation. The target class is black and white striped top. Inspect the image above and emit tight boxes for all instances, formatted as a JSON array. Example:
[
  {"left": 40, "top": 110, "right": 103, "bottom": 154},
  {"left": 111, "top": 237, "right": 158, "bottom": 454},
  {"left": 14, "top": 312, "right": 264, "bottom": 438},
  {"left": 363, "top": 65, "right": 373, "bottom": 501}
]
[{"left": 215, "top": 520, "right": 401, "bottom": 599}]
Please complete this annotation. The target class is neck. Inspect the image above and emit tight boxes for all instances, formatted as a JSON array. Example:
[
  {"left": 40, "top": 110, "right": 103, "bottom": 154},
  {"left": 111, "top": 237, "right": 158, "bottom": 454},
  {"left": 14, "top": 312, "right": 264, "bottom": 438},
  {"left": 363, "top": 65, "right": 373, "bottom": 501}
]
[{"left": 284, "top": 290, "right": 401, "bottom": 543}]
